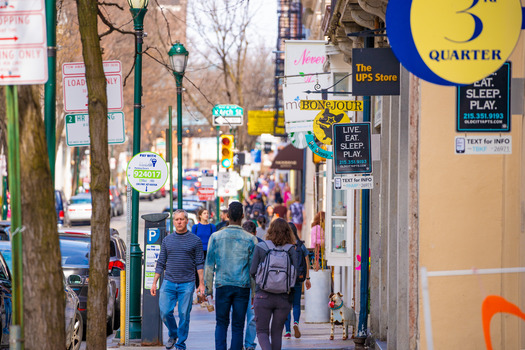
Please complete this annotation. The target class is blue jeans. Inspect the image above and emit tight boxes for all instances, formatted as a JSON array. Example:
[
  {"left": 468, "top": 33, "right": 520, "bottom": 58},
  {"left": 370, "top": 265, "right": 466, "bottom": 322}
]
[
  {"left": 284, "top": 282, "right": 303, "bottom": 332},
  {"left": 244, "top": 293, "right": 257, "bottom": 349},
  {"left": 159, "top": 280, "right": 195, "bottom": 350},
  {"left": 215, "top": 286, "right": 250, "bottom": 350}
]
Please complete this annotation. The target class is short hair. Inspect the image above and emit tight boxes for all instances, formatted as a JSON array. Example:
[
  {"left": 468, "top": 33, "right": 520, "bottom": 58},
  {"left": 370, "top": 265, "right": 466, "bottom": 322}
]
[
  {"left": 228, "top": 201, "right": 243, "bottom": 222},
  {"left": 242, "top": 221, "right": 256, "bottom": 235},
  {"left": 276, "top": 198, "right": 283, "bottom": 204},
  {"left": 173, "top": 209, "right": 188, "bottom": 220}
]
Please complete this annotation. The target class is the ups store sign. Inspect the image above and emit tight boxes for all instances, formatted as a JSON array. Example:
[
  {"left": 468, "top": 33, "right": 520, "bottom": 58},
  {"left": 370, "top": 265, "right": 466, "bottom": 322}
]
[{"left": 352, "top": 48, "right": 400, "bottom": 96}]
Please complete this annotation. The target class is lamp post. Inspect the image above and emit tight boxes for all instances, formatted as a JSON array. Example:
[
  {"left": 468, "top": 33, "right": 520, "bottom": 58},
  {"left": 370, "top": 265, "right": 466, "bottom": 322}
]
[
  {"left": 168, "top": 42, "right": 188, "bottom": 210},
  {"left": 128, "top": 0, "right": 148, "bottom": 339}
]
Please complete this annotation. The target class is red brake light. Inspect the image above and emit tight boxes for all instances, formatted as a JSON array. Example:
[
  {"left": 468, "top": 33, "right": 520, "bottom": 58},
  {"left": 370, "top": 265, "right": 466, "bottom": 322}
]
[
  {"left": 108, "top": 260, "right": 125, "bottom": 270},
  {"left": 59, "top": 210, "right": 64, "bottom": 219}
]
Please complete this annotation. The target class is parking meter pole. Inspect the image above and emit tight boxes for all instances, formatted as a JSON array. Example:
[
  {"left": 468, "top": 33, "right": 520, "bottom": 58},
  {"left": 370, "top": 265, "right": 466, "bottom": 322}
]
[
  {"left": 1, "top": 177, "right": 7, "bottom": 220},
  {"left": 6, "top": 85, "right": 24, "bottom": 348},
  {"left": 141, "top": 213, "right": 169, "bottom": 345}
]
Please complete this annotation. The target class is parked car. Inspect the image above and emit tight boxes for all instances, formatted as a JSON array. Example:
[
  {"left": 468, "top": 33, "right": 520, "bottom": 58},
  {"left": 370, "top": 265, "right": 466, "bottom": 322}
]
[
  {"left": 0, "top": 221, "right": 9, "bottom": 241},
  {"left": 109, "top": 186, "right": 124, "bottom": 217},
  {"left": 0, "top": 241, "right": 83, "bottom": 349},
  {"left": 139, "top": 191, "right": 155, "bottom": 201},
  {"left": 55, "top": 189, "right": 71, "bottom": 228},
  {"left": 59, "top": 231, "right": 123, "bottom": 335},
  {"left": 67, "top": 193, "right": 92, "bottom": 225},
  {"left": 182, "top": 176, "right": 201, "bottom": 197}
]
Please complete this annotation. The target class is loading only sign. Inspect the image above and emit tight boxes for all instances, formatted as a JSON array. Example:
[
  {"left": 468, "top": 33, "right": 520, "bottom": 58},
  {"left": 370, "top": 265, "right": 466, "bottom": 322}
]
[
  {"left": 333, "top": 122, "right": 372, "bottom": 174},
  {"left": 457, "top": 62, "right": 511, "bottom": 132}
]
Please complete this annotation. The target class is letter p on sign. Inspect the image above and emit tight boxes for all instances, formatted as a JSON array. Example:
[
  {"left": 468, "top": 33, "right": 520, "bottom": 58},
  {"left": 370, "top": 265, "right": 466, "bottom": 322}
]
[{"left": 147, "top": 228, "right": 160, "bottom": 244}]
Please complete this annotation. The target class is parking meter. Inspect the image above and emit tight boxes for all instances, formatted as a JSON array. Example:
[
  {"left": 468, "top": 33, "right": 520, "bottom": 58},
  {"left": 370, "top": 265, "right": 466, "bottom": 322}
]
[{"left": 141, "top": 213, "right": 169, "bottom": 345}]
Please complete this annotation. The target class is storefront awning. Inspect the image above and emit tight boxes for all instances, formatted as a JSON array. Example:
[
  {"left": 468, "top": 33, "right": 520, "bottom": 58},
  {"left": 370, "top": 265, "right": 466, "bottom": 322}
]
[{"left": 270, "top": 144, "right": 305, "bottom": 170}]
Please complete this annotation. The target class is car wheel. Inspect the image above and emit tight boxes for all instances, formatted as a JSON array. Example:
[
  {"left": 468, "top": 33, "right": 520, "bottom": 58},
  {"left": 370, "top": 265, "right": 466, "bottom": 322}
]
[{"left": 70, "top": 309, "right": 83, "bottom": 350}]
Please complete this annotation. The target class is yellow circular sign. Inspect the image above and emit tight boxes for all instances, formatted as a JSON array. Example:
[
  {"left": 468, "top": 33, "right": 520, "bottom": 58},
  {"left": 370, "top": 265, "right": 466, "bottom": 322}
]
[
  {"left": 313, "top": 108, "right": 350, "bottom": 145},
  {"left": 410, "top": 0, "right": 521, "bottom": 84}
]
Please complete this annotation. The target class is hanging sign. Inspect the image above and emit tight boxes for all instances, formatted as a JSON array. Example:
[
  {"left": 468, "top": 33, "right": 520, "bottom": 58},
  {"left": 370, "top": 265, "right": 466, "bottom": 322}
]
[
  {"left": 454, "top": 136, "right": 511, "bottom": 155},
  {"left": 333, "top": 123, "right": 372, "bottom": 174},
  {"left": 386, "top": 0, "right": 522, "bottom": 85},
  {"left": 305, "top": 132, "right": 333, "bottom": 159},
  {"left": 334, "top": 176, "right": 374, "bottom": 190},
  {"left": 283, "top": 40, "right": 331, "bottom": 133},
  {"left": 299, "top": 100, "right": 363, "bottom": 111},
  {"left": 457, "top": 62, "right": 510, "bottom": 132},
  {"left": 352, "top": 48, "right": 400, "bottom": 96}
]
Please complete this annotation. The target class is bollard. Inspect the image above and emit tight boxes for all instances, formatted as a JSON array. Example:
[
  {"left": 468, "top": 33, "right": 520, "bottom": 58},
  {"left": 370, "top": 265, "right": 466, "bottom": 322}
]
[
  {"left": 141, "top": 213, "right": 169, "bottom": 346},
  {"left": 120, "top": 270, "right": 126, "bottom": 345}
]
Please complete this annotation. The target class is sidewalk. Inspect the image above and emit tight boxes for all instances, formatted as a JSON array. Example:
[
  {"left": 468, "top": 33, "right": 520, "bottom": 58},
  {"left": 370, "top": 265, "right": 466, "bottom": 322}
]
[{"left": 109, "top": 302, "right": 359, "bottom": 350}]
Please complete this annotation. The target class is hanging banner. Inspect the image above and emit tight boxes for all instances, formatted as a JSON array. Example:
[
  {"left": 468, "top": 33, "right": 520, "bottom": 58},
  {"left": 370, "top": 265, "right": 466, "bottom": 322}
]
[
  {"left": 283, "top": 40, "right": 332, "bottom": 133},
  {"left": 352, "top": 48, "right": 400, "bottom": 96}
]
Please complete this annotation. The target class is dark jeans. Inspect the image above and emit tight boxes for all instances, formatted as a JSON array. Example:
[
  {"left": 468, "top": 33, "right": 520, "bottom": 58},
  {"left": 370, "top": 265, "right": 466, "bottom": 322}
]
[
  {"left": 284, "top": 282, "right": 303, "bottom": 332},
  {"left": 253, "top": 291, "right": 292, "bottom": 350},
  {"left": 215, "top": 286, "right": 250, "bottom": 350}
]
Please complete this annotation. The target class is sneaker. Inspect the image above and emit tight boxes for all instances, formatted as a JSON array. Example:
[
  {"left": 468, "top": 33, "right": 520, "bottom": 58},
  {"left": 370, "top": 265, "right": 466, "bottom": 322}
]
[
  {"left": 284, "top": 332, "right": 291, "bottom": 339},
  {"left": 165, "top": 337, "right": 176, "bottom": 349},
  {"left": 293, "top": 323, "right": 301, "bottom": 338}
]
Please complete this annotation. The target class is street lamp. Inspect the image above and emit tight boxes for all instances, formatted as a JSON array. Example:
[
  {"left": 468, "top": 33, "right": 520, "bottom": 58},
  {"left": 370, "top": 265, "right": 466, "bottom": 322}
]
[
  {"left": 128, "top": 0, "right": 148, "bottom": 340},
  {"left": 168, "top": 42, "right": 188, "bottom": 210}
]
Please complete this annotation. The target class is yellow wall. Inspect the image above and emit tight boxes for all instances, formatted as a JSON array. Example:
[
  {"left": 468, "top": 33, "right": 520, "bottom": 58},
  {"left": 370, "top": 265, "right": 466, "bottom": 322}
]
[{"left": 419, "top": 36, "right": 525, "bottom": 349}]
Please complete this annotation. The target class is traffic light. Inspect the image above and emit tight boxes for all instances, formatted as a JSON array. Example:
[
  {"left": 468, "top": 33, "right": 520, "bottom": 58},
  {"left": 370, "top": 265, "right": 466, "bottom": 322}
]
[{"left": 220, "top": 134, "right": 234, "bottom": 168}]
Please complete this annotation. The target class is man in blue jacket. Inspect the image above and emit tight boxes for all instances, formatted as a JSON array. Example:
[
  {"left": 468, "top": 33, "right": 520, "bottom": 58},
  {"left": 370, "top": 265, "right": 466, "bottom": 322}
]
[
  {"left": 205, "top": 201, "right": 257, "bottom": 350},
  {"left": 151, "top": 209, "right": 205, "bottom": 350}
]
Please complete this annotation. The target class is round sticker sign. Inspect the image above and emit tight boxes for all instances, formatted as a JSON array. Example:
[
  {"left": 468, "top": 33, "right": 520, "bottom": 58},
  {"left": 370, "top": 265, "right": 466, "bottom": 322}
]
[{"left": 126, "top": 152, "right": 168, "bottom": 193}]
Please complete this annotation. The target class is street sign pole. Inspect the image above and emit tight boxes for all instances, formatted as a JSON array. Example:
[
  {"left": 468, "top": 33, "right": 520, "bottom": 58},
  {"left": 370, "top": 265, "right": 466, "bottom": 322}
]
[
  {"left": 216, "top": 126, "right": 220, "bottom": 221},
  {"left": 6, "top": 85, "right": 24, "bottom": 348}
]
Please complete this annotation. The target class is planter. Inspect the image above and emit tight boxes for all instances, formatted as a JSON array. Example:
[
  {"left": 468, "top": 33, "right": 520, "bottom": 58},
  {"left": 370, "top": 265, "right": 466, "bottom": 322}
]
[{"left": 304, "top": 269, "right": 331, "bottom": 323}]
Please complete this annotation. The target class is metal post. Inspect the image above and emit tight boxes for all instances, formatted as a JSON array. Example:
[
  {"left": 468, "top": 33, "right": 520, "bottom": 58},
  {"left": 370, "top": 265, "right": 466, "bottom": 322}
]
[
  {"left": 357, "top": 36, "right": 373, "bottom": 339},
  {"left": 216, "top": 126, "right": 220, "bottom": 220},
  {"left": 129, "top": 6, "right": 147, "bottom": 339},
  {"left": 168, "top": 107, "right": 173, "bottom": 233},
  {"left": 6, "top": 85, "right": 23, "bottom": 349},
  {"left": 175, "top": 74, "right": 183, "bottom": 210},
  {"left": 1, "top": 177, "right": 7, "bottom": 220},
  {"left": 44, "top": 0, "right": 56, "bottom": 186}
]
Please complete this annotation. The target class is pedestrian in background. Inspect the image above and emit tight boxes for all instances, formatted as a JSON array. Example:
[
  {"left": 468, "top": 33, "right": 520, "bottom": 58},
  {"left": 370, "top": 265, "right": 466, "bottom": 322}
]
[
  {"left": 289, "top": 196, "right": 305, "bottom": 238},
  {"left": 205, "top": 202, "right": 258, "bottom": 350},
  {"left": 273, "top": 198, "right": 288, "bottom": 220},
  {"left": 216, "top": 209, "right": 229, "bottom": 231},
  {"left": 241, "top": 220, "right": 261, "bottom": 350},
  {"left": 250, "top": 218, "right": 298, "bottom": 350},
  {"left": 151, "top": 209, "right": 205, "bottom": 350},
  {"left": 192, "top": 208, "right": 216, "bottom": 291},
  {"left": 256, "top": 215, "right": 267, "bottom": 240},
  {"left": 284, "top": 222, "right": 311, "bottom": 339},
  {"left": 311, "top": 211, "right": 325, "bottom": 271}
]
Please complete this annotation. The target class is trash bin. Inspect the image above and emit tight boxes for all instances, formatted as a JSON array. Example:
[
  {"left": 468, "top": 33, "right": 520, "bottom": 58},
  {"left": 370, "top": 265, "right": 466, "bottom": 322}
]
[
  {"left": 141, "top": 213, "right": 169, "bottom": 345},
  {"left": 304, "top": 269, "right": 331, "bottom": 323}
]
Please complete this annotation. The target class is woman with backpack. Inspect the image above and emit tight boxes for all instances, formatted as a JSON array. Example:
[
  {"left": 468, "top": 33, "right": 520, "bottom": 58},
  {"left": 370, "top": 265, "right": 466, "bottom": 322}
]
[
  {"left": 192, "top": 208, "right": 216, "bottom": 289},
  {"left": 283, "top": 222, "right": 311, "bottom": 339},
  {"left": 250, "top": 218, "right": 299, "bottom": 350}
]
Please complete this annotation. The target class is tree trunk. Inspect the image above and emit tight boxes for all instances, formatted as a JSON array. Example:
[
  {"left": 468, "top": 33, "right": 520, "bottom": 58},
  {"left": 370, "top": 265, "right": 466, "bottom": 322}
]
[
  {"left": 75, "top": 0, "right": 111, "bottom": 348},
  {"left": 18, "top": 84, "right": 66, "bottom": 349}
]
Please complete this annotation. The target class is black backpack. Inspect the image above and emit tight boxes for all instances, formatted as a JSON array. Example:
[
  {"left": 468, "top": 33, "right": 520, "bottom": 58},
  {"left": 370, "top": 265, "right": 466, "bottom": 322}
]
[{"left": 293, "top": 239, "right": 308, "bottom": 283}]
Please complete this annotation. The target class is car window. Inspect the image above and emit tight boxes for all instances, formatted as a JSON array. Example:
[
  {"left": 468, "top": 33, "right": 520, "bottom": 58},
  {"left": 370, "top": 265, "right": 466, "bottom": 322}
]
[
  {"left": 110, "top": 241, "right": 116, "bottom": 258},
  {"left": 70, "top": 196, "right": 92, "bottom": 204},
  {"left": 60, "top": 236, "right": 91, "bottom": 266},
  {"left": 0, "top": 254, "right": 10, "bottom": 281},
  {"left": 0, "top": 243, "right": 12, "bottom": 271}
]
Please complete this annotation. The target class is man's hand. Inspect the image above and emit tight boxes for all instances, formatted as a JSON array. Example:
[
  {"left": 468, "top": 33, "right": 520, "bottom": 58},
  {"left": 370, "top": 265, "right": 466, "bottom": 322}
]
[
  {"left": 197, "top": 284, "right": 205, "bottom": 296},
  {"left": 150, "top": 282, "right": 157, "bottom": 296}
]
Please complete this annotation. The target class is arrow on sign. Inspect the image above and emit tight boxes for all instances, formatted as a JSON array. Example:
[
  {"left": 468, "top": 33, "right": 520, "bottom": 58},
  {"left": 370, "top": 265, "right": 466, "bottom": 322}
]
[
  {"left": 0, "top": 75, "right": 21, "bottom": 79},
  {"left": 0, "top": 37, "right": 18, "bottom": 41}
]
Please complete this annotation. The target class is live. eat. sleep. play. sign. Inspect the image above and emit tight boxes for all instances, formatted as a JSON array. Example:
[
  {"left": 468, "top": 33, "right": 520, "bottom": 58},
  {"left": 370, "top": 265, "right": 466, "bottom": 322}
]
[{"left": 333, "top": 122, "right": 372, "bottom": 175}]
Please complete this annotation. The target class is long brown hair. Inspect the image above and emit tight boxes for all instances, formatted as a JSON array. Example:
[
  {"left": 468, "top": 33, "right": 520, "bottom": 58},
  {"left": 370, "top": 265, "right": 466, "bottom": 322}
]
[
  {"left": 266, "top": 218, "right": 295, "bottom": 246},
  {"left": 311, "top": 211, "right": 325, "bottom": 228}
]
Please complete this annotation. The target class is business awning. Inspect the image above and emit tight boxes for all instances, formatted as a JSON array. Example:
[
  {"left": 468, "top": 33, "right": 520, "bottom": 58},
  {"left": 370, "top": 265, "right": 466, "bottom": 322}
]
[{"left": 270, "top": 144, "right": 305, "bottom": 170}]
